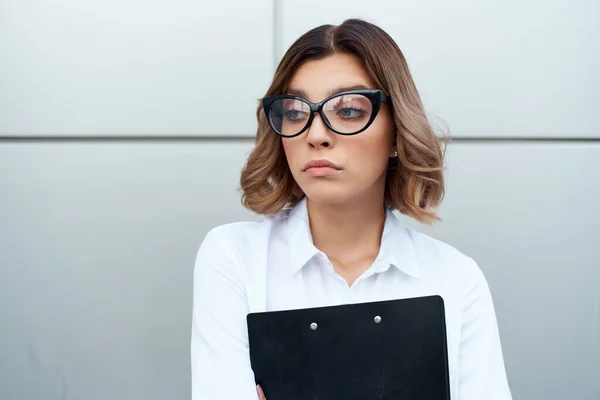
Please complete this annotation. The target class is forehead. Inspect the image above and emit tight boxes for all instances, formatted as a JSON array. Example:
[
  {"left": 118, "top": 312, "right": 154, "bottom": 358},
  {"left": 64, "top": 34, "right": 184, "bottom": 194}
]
[{"left": 287, "top": 52, "right": 376, "bottom": 102}]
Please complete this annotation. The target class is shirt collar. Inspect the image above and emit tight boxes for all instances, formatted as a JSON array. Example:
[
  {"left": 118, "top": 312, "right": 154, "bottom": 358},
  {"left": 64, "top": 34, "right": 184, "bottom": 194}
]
[
  {"left": 287, "top": 197, "right": 321, "bottom": 274},
  {"left": 286, "top": 197, "right": 420, "bottom": 278}
]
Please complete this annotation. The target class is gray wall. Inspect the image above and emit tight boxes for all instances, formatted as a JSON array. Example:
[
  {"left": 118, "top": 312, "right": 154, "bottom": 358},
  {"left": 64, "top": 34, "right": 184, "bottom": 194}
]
[{"left": 1, "top": 1, "right": 599, "bottom": 399}]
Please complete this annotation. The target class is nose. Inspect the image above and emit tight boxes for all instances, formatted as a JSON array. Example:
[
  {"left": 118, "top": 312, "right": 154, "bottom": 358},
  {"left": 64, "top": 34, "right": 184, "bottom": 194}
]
[{"left": 306, "top": 113, "right": 335, "bottom": 149}]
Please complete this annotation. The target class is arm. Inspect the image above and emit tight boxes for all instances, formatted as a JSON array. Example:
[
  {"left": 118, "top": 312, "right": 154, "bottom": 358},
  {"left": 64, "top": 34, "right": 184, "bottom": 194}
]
[
  {"left": 191, "top": 227, "right": 259, "bottom": 400},
  {"left": 457, "top": 260, "right": 512, "bottom": 399}
]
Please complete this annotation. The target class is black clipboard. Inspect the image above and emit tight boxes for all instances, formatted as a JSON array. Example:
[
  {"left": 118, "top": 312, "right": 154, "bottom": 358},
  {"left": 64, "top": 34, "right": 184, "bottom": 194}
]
[{"left": 247, "top": 295, "right": 450, "bottom": 400}]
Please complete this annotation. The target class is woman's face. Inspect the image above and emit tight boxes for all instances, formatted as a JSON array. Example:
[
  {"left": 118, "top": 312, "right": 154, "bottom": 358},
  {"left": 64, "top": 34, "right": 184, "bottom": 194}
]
[{"left": 281, "top": 52, "right": 395, "bottom": 206}]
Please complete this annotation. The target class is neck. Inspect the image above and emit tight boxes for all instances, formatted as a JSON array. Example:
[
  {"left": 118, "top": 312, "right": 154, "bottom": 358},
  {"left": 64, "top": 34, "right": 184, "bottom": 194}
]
[{"left": 306, "top": 193, "right": 386, "bottom": 271}]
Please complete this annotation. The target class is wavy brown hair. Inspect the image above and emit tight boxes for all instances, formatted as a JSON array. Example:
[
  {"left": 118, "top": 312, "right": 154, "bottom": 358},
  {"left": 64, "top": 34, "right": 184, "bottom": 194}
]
[{"left": 240, "top": 19, "right": 446, "bottom": 225}]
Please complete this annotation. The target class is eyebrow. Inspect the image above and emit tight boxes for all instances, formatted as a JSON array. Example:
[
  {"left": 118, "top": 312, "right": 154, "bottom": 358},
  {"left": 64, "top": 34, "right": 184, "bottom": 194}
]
[{"left": 286, "top": 84, "right": 370, "bottom": 99}]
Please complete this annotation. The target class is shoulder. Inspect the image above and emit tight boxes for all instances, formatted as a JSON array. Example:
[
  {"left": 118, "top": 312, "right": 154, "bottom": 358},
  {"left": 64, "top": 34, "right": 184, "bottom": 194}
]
[
  {"left": 203, "top": 219, "right": 270, "bottom": 243},
  {"left": 201, "top": 205, "right": 294, "bottom": 246},
  {"left": 196, "top": 211, "right": 288, "bottom": 263},
  {"left": 400, "top": 226, "right": 494, "bottom": 327},
  {"left": 402, "top": 225, "right": 485, "bottom": 285},
  {"left": 192, "top": 219, "right": 272, "bottom": 293},
  {"left": 193, "top": 215, "right": 283, "bottom": 309},
  {"left": 198, "top": 217, "right": 275, "bottom": 254}
]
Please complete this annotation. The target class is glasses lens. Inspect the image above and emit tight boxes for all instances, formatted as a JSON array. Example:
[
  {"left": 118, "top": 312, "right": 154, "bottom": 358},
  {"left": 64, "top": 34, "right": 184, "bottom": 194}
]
[
  {"left": 269, "top": 98, "right": 310, "bottom": 137},
  {"left": 323, "top": 94, "right": 373, "bottom": 134}
]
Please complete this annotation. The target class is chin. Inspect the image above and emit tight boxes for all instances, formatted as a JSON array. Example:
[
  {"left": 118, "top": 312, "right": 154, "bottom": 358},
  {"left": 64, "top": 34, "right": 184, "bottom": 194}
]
[{"left": 300, "top": 183, "right": 355, "bottom": 205}]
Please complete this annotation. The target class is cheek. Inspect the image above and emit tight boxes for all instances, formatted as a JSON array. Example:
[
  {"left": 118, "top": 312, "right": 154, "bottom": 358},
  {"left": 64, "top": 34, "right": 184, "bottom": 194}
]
[
  {"left": 281, "top": 140, "right": 292, "bottom": 158},
  {"left": 346, "top": 134, "right": 391, "bottom": 172},
  {"left": 282, "top": 139, "right": 301, "bottom": 167}
]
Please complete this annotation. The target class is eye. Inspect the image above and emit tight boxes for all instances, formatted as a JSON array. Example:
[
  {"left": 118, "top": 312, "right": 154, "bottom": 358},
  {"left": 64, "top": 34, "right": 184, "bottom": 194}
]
[
  {"left": 327, "top": 94, "right": 370, "bottom": 121},
  {"left": 338, "top": 107, "right": 364, "bottom": 118},
  {"left": 335, "top": 103, "right": 366, "bottom": 120},
  {"left": 284, "top": 109, "right": 308, "bottom": 121}
]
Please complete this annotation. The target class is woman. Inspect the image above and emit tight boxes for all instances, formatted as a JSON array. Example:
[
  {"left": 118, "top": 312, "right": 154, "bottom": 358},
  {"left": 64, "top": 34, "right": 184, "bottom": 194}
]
[{"left": 191, "top": 19, "right": 512, "bottom": 400}]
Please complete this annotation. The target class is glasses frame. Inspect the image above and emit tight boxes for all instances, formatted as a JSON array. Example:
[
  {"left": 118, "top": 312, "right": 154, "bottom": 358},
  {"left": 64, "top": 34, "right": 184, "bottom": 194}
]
[{"left": 262, "top": 89, "right": 389, "bottom": 138}]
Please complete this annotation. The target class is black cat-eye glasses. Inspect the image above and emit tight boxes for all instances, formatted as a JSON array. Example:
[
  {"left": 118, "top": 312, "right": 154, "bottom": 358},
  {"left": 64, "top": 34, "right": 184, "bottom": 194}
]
[{"left": 262, "top": 89, "right": 389, "bottom": 138}]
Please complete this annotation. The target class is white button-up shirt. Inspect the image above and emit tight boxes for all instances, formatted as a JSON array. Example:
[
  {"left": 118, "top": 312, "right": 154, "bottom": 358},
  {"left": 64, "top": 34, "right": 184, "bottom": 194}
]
[{"left": 191, "top": 197, "right": 512, "bottom": 399}]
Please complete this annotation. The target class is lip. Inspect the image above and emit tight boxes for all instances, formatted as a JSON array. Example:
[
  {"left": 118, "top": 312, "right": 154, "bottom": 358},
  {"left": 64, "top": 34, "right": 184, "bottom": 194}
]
[{"left": 302, "top": 159, "right": 342, "bottom": 177}]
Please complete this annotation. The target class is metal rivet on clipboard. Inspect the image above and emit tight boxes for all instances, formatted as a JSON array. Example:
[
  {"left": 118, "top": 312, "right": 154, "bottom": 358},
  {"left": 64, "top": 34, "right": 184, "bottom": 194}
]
[
  {"left": 374, "top": 315, "right": 382, "bottom": 324},
  {"left": 310, "top": 322, "right": 318, "bottom": 330}
]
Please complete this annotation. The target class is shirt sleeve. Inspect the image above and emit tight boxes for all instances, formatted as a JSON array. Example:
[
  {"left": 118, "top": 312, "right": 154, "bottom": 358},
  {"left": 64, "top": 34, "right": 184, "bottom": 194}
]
[
  {"left": 190, "top": 227, "right": 259, "bottom": 400},
  {"left": 457, "top": 259, "right": 512, "bottom": 399}
]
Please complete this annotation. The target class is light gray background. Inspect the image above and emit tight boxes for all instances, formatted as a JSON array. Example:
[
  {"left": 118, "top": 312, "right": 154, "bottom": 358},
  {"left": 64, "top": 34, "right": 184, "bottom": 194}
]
[{"left": 1, "top": 0, "right": 599, "bottom": 399}]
